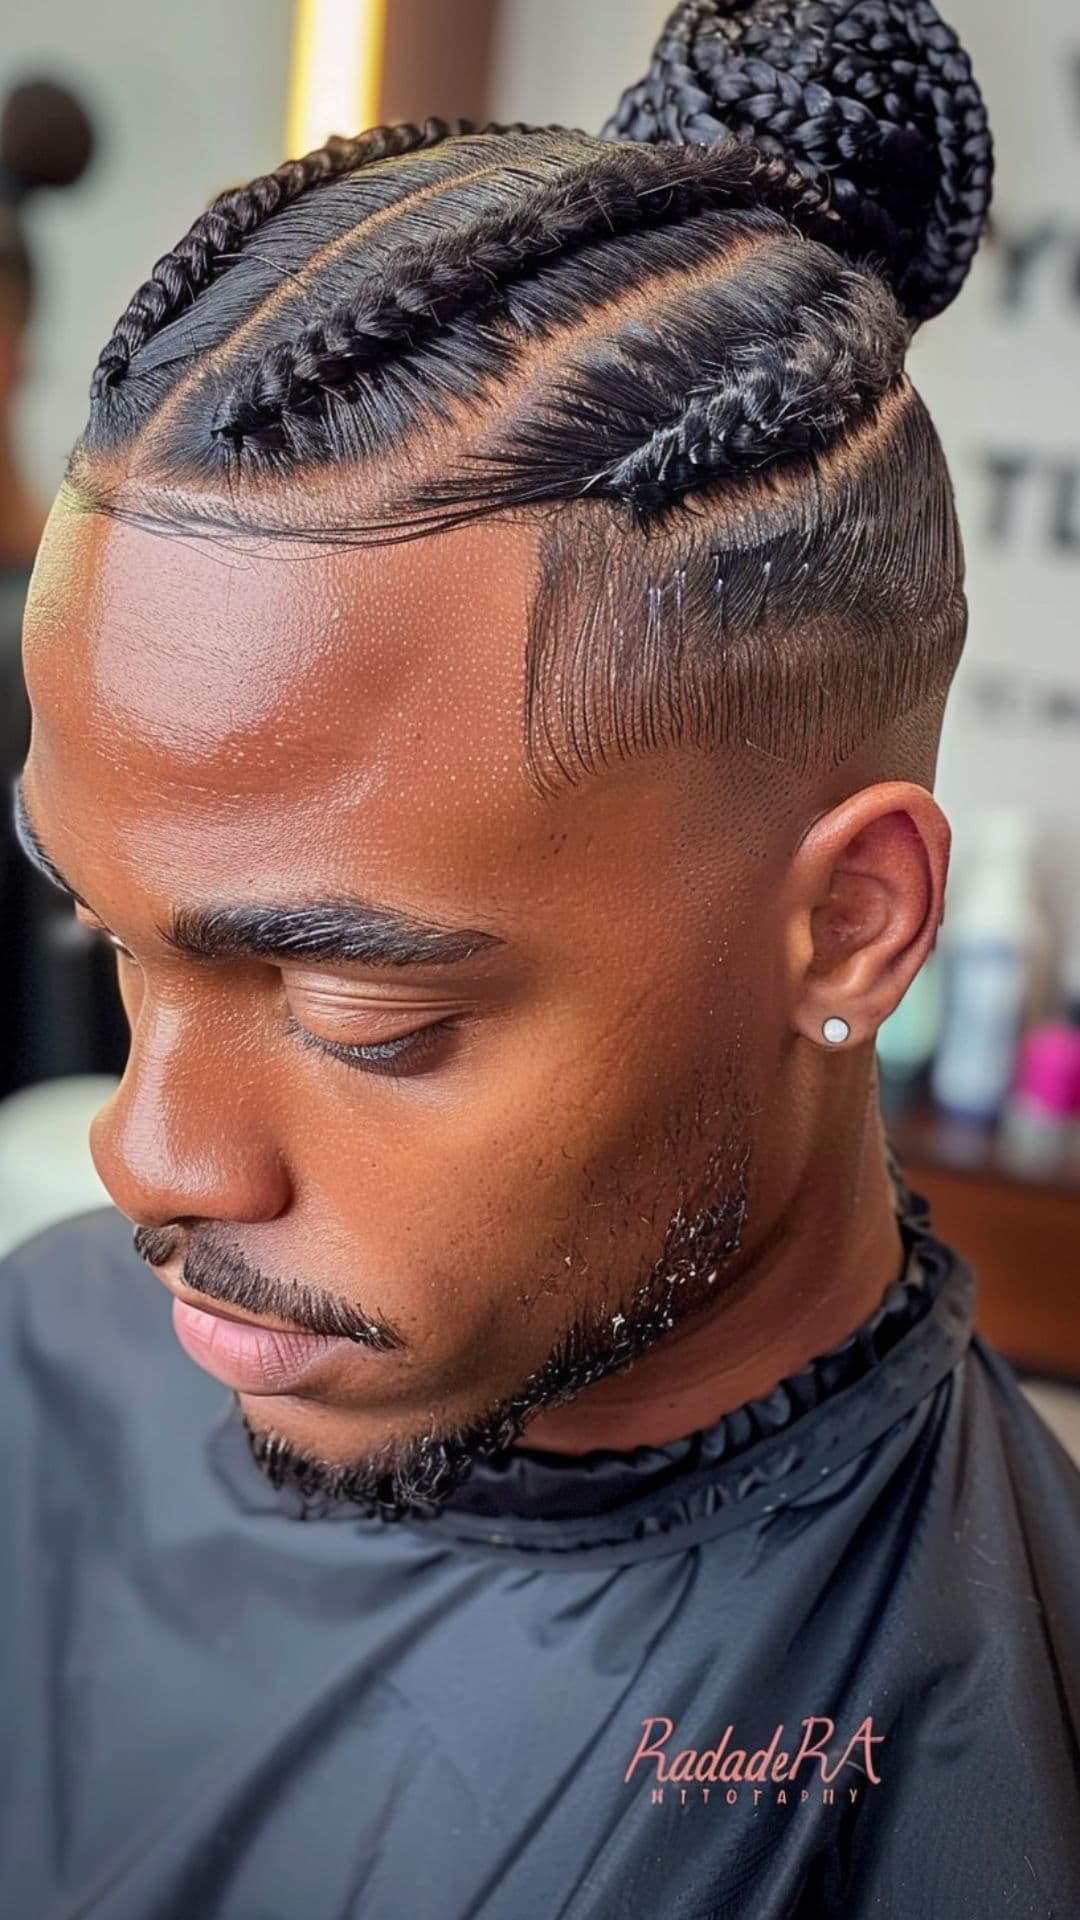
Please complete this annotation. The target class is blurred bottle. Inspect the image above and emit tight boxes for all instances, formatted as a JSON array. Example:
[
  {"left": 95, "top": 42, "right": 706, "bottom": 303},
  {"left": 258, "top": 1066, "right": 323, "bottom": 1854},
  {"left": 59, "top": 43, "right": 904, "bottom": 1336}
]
[
  {"left": 930, "top": 806, "right": 1051, "bottom": 1124},
  {"left": 876, "top": 947, "right": 944, "bottom": 1116},
  {"left": 998, "top": 1022, "right": 1080, "bottom": 1176},
  {"left": 1060, "top": 895, "right": 1080, "bottom": 1032}
]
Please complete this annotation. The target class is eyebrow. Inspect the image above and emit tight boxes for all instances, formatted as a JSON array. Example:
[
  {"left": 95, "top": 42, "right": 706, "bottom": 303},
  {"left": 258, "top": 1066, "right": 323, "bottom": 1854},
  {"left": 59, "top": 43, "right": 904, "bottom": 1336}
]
[{"left": 11, "top": 774, "right": 507, "bottom": 971}]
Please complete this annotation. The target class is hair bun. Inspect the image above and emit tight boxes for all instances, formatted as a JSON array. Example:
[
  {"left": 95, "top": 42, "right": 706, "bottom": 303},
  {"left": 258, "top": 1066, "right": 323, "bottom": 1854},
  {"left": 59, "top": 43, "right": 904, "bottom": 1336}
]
[{"left": 603, "top": 0, "right": 992, "bottom": 323}]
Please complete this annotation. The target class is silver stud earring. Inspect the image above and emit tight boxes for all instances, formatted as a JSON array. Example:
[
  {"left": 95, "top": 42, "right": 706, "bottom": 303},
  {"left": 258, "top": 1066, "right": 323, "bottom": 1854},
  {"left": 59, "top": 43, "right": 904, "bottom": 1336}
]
[{"left": 822, "top": 1016, "right": 850, "bottom": 1045}]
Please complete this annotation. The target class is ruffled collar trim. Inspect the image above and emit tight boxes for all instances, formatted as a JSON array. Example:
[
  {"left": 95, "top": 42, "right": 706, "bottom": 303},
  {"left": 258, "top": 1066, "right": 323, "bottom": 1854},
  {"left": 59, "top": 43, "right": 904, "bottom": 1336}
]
[{"left": 431, "top": 1145, "right": 944, "bottom": 1525}]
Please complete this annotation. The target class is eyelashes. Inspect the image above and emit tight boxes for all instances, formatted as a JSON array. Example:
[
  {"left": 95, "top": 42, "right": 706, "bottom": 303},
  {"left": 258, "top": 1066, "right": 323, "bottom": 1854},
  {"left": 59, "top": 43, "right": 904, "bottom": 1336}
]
[{"left": 282, "top": 1012, "right": 455, "bottom": 1078}]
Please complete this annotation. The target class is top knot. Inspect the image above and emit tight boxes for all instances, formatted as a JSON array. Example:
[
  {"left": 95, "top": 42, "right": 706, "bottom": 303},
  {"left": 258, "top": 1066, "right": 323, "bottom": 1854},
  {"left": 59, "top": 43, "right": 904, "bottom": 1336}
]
[{"left": 603, "top": 0, "right": 992, "bottom": 323}]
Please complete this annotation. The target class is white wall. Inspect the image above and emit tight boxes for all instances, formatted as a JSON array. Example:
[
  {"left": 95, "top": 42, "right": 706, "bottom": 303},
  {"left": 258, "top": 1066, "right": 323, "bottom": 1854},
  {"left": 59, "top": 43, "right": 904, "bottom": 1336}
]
[
  {"left": 492, "top": 1, "right": 1080, "bottom": 964},
  {"left": 906, "top": 1, "right": 1080, "bottom": 947},
  {"left": 489, "top": 0, "right": 670, "bottom": 135},
  {"left": 4, "top": 0, "right": 293, "bottom": 496}
]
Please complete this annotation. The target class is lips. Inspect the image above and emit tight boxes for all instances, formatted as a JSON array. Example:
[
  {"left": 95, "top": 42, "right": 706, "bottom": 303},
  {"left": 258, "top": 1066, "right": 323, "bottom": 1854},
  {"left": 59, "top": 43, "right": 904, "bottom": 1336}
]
[{"left": 169, "top": 1296, "right": 354, "bottom": 1395}]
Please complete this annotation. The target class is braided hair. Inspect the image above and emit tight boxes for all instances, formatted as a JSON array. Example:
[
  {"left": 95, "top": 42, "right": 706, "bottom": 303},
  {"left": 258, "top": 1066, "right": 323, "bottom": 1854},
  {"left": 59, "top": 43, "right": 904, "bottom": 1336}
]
[
  {"left": 65, "top": 0, "right": 992, "bottom": 796},
  {"left": 605, "top": 0, "right": 991, "bottom": 322}
]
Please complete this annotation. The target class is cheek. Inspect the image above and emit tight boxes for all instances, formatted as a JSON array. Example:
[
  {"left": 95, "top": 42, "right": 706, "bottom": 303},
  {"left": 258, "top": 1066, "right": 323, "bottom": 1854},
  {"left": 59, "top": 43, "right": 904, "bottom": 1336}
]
[{"left": 280, "top": 999, "right": 707, "bottom": 1331}]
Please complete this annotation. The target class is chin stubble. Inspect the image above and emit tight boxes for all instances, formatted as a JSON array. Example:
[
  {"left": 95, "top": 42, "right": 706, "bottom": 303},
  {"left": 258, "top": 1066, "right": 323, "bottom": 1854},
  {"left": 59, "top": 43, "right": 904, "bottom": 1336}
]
[{"left": 240, "top": 1085, "right": 754, "bottom": 1526}]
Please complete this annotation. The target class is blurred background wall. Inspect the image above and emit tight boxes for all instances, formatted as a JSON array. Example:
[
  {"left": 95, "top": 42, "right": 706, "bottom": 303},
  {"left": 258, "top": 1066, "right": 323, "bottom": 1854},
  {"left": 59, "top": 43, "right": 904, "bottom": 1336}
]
[{"left": 6, "top": 0, "right": 294, "bottom": 497}]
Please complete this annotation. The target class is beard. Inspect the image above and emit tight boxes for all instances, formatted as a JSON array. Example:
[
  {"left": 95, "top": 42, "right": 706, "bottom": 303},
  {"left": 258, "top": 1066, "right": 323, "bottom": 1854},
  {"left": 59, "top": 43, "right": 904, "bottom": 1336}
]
[
  {"left": 231, "top": 1079, "right": 754, "bottom": 1527},
  {"left": 134, "top": 1066, "right": 755, "bottom": 1525}
]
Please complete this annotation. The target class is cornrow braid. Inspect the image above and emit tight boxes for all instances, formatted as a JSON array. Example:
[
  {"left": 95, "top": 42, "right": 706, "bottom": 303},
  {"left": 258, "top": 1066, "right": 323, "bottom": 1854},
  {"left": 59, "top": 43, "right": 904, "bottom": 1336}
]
[
  {"left": 207, "top": 138, "right": 854, "bottom": 452},
  {"left": 408, "top": 234, "right": 910, "bottom": 522},
  {"left": 89, "top": 116, "right": 477, "bottom": 402},
  {"left": 576, "top": 262, "right": 907, "bottom": 513},
  {"left": 604, "top": 0, "right": 993, "bottom": 323}
]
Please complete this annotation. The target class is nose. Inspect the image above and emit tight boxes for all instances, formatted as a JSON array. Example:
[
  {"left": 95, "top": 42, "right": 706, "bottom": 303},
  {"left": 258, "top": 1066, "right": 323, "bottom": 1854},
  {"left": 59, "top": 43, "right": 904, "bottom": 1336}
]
[{"left": 89, "top": 998, "right": 291, "bottom": 1229}]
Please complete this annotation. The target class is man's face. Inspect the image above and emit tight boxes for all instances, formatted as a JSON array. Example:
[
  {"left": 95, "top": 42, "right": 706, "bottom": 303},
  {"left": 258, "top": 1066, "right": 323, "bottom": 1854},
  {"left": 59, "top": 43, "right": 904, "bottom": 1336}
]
[{"left": 18, "top": 494, "right": 786, "bottom": 1517}]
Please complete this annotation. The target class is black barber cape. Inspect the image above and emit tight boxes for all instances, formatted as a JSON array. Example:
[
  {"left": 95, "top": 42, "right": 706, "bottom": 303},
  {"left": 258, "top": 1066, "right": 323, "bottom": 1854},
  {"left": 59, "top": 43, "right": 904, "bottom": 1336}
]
[{"left": 1, "top": 1162, "right": 1078, "bottom": 1920}]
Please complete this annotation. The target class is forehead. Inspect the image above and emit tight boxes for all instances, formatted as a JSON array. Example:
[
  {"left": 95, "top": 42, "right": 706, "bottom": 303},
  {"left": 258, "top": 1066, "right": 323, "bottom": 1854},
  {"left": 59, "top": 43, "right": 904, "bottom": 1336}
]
[
  {"left": 24, "top": 497, "right": 534, "bottom": 795},
  {"left": 24, "top": 499, "right": 558, "bottom": 875},
  {"left": 19, "top": 496, "right": 707, "bottom": 926}
]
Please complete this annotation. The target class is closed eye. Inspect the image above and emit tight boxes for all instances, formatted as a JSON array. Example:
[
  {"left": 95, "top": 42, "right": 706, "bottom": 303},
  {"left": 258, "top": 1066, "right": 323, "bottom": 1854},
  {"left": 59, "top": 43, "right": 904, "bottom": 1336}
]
[{"left": 282, "top": 1012, "right": 455, "bottom": 1078}]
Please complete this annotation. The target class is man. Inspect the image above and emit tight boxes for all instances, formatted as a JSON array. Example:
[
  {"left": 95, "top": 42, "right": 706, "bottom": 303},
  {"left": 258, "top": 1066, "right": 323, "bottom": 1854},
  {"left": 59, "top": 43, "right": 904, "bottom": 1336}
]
[{"left": 2, "top": 2, "right": 1078, "bottom": 1914}]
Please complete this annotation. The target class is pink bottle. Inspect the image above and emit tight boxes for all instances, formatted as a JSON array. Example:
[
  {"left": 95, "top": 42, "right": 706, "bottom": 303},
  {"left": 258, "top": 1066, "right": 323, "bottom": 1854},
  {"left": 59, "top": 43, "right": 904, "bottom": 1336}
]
[{"left": 998, "top": 1023, "right": 1080, "bottom": 1175}]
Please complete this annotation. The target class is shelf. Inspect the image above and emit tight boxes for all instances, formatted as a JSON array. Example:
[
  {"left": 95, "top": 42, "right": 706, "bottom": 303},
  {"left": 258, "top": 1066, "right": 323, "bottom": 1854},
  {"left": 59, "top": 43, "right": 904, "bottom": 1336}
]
[
  {"left": 884, "top": 1093, "right": 1080, "bottom": 1383},
  {"left": 884, "top": 1092, "right": 1080, "bottom": 1197}
]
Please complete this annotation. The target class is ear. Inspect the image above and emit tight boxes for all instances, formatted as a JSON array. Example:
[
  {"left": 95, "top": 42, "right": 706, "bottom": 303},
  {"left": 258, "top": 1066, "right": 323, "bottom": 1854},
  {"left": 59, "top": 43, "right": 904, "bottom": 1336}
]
[{"left": 781, "top": 781, "right": 950, "bottom": 1052}]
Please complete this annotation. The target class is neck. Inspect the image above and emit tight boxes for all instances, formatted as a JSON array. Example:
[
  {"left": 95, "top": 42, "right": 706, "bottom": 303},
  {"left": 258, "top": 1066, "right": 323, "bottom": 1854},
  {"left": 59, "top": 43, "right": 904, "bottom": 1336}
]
[{"left": 518, "top": 1095, "right": 906, "bottom": 1455}]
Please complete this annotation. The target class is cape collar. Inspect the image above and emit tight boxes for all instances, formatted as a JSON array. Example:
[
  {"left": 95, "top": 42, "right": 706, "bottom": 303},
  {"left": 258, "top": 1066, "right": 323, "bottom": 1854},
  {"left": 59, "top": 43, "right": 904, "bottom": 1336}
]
[{"left": 206, "top": 1146, "right": 975, "bottom": 1561}]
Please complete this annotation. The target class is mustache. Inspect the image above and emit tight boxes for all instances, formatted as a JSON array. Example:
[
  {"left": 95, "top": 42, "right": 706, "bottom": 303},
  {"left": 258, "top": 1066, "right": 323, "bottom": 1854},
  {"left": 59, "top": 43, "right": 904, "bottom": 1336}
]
[{"left": 132, "top": 1223, "right": 406, "bottom": 1350}]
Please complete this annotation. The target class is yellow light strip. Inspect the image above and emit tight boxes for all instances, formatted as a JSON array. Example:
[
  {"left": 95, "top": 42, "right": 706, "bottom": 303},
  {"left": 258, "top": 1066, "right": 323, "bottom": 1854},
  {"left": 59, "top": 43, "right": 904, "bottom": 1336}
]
[{"left": 286, "top": 0, "right": 389, "bottom": 159}]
